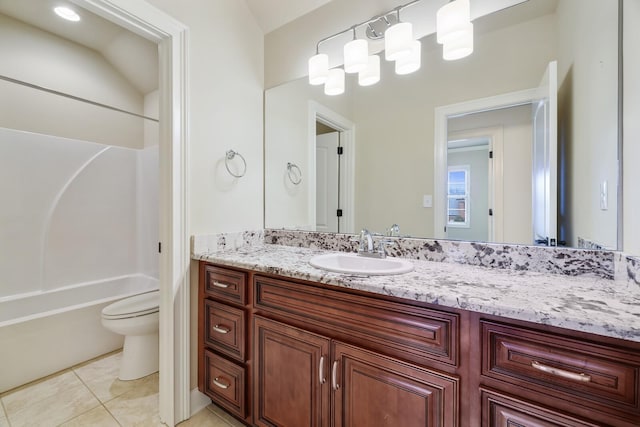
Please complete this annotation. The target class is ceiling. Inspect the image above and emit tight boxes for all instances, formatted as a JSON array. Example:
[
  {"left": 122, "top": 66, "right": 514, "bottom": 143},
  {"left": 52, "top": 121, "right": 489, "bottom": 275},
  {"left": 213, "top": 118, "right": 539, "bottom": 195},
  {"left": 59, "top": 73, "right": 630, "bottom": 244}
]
[
  {"left": 0, "top": 0, "right": 159, "bottom": 95},
  {"left": 245, "top": 0, "right": 332, "bottom": 34},
  {"left": 0, "top": 0, "right": 329, "bottom": 95}
]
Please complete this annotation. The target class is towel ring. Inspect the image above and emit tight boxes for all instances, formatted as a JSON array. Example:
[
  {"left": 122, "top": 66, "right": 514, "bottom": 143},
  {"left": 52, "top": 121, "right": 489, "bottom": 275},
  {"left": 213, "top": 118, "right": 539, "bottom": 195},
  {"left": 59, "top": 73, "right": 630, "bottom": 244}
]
[
  {"left": 225, "top": 150, "right": 246, "bottom": 178},
  {"left": 287, "top": 162, "right": 302, "bottom": 185}
]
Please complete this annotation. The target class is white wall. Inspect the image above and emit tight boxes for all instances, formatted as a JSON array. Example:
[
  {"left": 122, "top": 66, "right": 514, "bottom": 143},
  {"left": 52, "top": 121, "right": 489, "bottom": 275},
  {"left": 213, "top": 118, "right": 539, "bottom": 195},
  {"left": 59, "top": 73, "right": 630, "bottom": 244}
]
[
  {"left": 556, "top": 0, "right": 618, "bottom": 249},
  {"left": 146, "top": 0, "right": 264, "bottom": 235},
  {"left": 624, "top": 0, "right": 640, "bottom": 255},
  {"left": 0, "top": 14, "right": 146, "bottom": 149}
]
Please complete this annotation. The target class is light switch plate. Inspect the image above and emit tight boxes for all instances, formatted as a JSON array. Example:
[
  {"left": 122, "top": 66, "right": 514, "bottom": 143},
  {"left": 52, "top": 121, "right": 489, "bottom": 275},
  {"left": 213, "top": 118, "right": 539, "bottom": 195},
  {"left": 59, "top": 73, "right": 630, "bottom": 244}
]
[
  {"left": 600, "top": 181, "right": 608, "bottom": 210},
  {"left": 423, "top": 195, "right": 433, "bottom": 208}
]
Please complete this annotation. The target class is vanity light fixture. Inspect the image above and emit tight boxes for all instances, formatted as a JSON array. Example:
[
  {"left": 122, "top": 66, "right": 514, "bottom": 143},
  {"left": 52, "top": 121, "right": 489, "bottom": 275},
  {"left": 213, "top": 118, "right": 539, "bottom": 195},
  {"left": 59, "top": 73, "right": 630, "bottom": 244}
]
[
  {"left": 344, "top": 27, "right": 369, "bottom": 73},
  {"left": 308, "top": 0, "right": 474, "bottom": 95},
  {"left": 436, "top": 0, "right": 474, "bottom": 60},
  {"left": 54, "top": 6, "right": 81, "bottom": 22},
  {"left": 324, "top": 68, "right": 345, "bottom": 96}
]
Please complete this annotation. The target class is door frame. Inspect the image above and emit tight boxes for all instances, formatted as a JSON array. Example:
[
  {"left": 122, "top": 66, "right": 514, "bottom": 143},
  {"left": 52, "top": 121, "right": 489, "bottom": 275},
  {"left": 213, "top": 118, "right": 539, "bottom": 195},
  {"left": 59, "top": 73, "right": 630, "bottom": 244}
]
[
  {"left": 447, "top": 127, "right": 504, "bottom": 242},
  {"left": 308, "top": 101, "right": 355, "bottom": 234},
  {"left": 434, "top": 89, "right": 536, "bottom": 239},
  {"left": 73, "top": 1, "right": 190, "bottom": 425}
]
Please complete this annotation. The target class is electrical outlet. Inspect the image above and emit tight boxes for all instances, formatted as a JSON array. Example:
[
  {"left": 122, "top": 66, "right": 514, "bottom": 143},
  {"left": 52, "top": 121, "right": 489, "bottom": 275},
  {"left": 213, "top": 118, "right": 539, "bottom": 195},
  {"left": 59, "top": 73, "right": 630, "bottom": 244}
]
[{"left": 423, "top": 195, "right": 433, "bottom": 208}]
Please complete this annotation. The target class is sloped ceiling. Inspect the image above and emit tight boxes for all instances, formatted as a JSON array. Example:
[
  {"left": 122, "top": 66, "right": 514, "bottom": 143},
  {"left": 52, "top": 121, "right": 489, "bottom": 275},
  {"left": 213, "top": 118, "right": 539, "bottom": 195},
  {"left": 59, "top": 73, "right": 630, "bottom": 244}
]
[
  {"left": 0, "top": 0, "right": 158, "bottom": 95},
  {"left": 245, "top": 0, "right": 333, "bottom": 34}
]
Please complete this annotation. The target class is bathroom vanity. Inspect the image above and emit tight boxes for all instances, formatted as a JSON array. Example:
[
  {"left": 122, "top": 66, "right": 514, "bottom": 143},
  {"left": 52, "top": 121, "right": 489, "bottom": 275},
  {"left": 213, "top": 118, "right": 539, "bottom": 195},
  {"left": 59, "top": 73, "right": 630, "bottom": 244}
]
[{"left": 196, "top": 241, "right": 640, "bottom": 427}]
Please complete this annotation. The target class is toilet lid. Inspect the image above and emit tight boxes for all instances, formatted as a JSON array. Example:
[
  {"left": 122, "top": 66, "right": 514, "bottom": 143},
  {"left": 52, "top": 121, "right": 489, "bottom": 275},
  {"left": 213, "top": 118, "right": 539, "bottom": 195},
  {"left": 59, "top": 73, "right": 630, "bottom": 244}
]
[{"left": 102, "top": 290, "right": 160, "bottom": 319}]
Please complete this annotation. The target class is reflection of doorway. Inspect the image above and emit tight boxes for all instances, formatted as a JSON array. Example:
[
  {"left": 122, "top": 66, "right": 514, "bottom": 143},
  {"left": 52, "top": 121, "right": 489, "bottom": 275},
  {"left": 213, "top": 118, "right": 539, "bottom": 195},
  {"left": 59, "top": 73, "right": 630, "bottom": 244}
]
[
  {"left": 434, "top": 61, "right": 558, "bottom": 245},
  {"left": 446, "top": 136, "right": 493, "bottom": 242},
  {"left": 308, "top": 101, "right": 355, "bottom": 233},
  {"left": 316, "top": 128, "right": 341, "bottom": 232}
]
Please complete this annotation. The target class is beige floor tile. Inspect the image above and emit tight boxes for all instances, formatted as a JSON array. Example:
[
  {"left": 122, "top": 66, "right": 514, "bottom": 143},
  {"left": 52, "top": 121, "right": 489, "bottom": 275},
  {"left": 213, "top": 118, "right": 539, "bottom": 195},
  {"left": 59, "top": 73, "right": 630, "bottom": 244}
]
[
  {"left": 206, "top": 405, "right": 245, "bottom": 427},
  {"left": 104, "top": 373, "right": 161, "bottom": 427},
  {"left": 2, "top": 371, "right": 100, "bottom": 427},
  {"left": 0, "top": 415, "right": 8, "bottom": 427},
  {"left": 178, "top": 408, "right": 232, "bottom": 427},
  {"left": 74, "top": 351, "right": 156, "bottom": 404},
  {"left": 59, "top": 406, "right": 120, "bottom": 427}
]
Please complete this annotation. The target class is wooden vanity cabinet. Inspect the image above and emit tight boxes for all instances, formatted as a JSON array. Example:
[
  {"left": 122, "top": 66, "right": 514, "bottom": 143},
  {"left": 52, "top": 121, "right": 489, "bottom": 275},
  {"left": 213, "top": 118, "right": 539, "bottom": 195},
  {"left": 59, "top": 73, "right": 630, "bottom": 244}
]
[
  {"left": 475, "top": 316, "right": 640, "bottom": 427},
  {"left": 252, "top": 274, "right": 460, "bottom": 427},
  {"left": 198, "top": 263, "right": 252, "bottom": 424},
  {"left": 198, "top": 261, "right": 640, "bottom": 427}
]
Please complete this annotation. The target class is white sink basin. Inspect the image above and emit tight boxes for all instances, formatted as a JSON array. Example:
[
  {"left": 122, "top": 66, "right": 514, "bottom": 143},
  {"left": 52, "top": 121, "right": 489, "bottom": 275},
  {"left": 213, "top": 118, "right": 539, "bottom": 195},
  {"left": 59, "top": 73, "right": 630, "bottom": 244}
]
[{"left": 309, "top": 252, "right": 414, "bottom": 276}]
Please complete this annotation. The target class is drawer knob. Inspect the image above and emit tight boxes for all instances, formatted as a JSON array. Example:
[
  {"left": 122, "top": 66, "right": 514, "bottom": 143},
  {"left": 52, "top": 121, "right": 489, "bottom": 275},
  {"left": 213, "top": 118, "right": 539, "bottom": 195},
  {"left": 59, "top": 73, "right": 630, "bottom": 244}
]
[
  {"left": 531, "top": 360, "right": 592, "bottom": 383},
  {"left": 213, "top": 377, "right": 231, "bottom": 389},
  {"left": 212, "top": 281, "right": 230, "bottom": 289},
  {"left": 213, "top": 324, "right": 231, "bottom": 334}
]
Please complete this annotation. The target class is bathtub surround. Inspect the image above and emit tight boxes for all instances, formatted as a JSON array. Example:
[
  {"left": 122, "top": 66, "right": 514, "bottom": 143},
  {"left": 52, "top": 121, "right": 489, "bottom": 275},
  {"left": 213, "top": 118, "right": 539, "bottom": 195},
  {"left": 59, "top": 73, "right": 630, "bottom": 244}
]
[{"left": 0, "top": 276, "right": 158, "bottom": 394}]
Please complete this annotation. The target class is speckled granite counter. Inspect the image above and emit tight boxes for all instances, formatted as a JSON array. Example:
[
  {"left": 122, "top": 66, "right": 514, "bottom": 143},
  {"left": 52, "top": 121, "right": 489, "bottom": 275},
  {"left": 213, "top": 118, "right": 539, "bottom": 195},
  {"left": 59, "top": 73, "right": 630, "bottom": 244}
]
[{"left": 193, "top": 243, "right": 640, "bottom": 343}]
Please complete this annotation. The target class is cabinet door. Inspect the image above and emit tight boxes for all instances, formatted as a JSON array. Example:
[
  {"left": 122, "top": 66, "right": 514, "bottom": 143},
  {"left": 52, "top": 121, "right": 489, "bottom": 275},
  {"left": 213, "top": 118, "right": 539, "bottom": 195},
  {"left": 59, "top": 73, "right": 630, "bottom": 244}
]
[
  {"left": 333, "top": 342, "right": 459, "bottom": 427},
  {"left": 254, "top": 316, "right": 331, "bottom": 427}
]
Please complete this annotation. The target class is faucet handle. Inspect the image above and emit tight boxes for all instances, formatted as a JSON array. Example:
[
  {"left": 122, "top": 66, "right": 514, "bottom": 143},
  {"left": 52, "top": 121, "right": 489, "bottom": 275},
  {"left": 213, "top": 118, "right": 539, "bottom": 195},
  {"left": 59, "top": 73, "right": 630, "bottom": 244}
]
[{"left": 376, "top": 238, "right": 395, "bottom": 257}]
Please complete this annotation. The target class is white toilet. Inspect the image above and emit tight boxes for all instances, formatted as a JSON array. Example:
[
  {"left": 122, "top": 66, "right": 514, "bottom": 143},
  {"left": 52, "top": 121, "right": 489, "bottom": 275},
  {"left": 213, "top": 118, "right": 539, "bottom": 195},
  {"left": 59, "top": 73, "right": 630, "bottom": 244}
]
[{"left": 101, "top": 290, "right": 160, "bottom": 380}]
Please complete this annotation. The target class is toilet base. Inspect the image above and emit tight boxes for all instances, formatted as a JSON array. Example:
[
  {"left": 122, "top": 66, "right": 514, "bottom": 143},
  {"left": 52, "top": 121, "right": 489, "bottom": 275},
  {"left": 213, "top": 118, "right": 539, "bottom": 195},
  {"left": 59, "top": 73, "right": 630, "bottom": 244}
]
[{"left": 119, "top": 332, "right": 159, "bottom": 380}]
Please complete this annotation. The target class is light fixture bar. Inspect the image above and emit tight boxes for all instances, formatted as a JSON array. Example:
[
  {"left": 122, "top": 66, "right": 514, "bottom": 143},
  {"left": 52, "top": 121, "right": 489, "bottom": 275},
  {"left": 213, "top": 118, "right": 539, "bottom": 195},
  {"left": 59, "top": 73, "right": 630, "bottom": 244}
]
[{"left": 314, "top": 0, "right": 424, "bottom": 53}]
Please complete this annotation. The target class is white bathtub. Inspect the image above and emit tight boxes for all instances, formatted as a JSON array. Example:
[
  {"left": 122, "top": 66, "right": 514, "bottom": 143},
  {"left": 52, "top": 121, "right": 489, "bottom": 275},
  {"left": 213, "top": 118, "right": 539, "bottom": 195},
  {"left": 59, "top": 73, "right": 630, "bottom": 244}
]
[{"left": 0, "top": 274, "right": 158, "bottom": 393}]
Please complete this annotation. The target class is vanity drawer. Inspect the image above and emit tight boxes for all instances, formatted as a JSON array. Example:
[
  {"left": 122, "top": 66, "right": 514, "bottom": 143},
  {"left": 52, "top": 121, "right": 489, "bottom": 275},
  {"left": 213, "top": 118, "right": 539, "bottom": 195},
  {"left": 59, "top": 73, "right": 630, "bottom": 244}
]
[
  {"left": 203, "top": 350, "right": 247, "bottom": 419},
  {"left": 204, "top": 265, "right": 247, "bottom": 305},
  {"left": 204, "top": 300, "right": 246, "bottom": 361},
  {"left": 481, "top": 321, "right": 640, "bottom": 417},
  {"left": 481, "top": 389, "right": 600, "bottom": 427},
  {"left": 254, "top": 275, "right": 459, "bottom": 366}
]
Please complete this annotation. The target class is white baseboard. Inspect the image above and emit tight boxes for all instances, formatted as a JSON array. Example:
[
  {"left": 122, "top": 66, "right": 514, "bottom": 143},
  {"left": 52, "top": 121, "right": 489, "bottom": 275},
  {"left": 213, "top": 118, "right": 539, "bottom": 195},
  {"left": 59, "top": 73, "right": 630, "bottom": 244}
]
[{"left": 190, "top": 388, "right": 211, "bottom": 417}]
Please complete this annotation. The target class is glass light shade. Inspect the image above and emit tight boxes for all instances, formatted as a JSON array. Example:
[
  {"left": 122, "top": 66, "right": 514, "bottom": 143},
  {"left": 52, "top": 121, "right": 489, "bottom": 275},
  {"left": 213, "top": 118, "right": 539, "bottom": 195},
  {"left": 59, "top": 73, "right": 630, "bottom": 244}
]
[
  {"left": 395, "top": 40, "right": 421, "bottom": 75},
  {"left": 359, "top": 55, "right": 380, "bottom": 86},
  {"left": 324, "top": 68, "right": 345, "bottom": 96},
  {"left": 443, "top": 23, "right": 473, "bottom": 60},
  {"left": 436, "top": 0, "right": 471, "bottom": 45},
  {"left": 308, "top": 53, "right": 329, "bottom": 85},
  {"left": 385, "top": 22, "right": 414, "bottom": 61},
  {"left": 344, "top": 39, "right": 369, "bottom": 73},
  {"left": 54, "top": 6, "right": 80, "bottom": 21}
]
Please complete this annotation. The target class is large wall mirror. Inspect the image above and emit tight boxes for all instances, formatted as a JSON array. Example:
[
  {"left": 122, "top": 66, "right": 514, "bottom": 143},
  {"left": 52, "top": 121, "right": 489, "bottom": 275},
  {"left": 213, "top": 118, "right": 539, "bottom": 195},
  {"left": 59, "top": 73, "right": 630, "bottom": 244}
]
[{"left": 264, "top": 0, "right": 621, "bottom": 250}]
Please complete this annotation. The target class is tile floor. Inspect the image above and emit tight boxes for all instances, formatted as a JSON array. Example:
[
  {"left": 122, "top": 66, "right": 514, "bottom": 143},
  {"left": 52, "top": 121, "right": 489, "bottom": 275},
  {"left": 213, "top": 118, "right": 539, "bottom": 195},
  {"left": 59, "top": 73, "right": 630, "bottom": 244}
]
[{"left": 0, "top": 351, "right": 244, "bottom": 427}]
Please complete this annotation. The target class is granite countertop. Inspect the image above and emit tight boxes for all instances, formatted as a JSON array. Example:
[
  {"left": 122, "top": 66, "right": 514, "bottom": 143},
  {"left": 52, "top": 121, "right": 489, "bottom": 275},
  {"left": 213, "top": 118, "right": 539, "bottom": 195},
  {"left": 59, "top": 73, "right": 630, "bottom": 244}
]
[{"left": 193, "top": 244, "right": 640, "bottom": 343}]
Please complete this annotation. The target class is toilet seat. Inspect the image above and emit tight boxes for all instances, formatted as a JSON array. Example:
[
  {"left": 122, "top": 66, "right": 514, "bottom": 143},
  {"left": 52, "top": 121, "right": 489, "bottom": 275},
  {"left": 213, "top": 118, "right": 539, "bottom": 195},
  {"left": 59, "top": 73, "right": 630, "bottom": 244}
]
[{"left": 102, "top": 290, "right": 159, "bottom": 320}]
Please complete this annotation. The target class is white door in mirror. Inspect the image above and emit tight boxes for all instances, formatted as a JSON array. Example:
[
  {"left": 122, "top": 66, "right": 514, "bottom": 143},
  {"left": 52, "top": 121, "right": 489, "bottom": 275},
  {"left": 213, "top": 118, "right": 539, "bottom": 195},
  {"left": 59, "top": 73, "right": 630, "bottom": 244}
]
[{"left": 309, "top": 253, "right": 414, "bottom": 275}]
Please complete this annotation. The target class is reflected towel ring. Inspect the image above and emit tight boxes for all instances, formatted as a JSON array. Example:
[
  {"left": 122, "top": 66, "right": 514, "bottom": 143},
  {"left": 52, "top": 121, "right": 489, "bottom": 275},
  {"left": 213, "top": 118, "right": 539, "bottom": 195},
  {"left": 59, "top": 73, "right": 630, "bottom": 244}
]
[
  {"left": 225, "top": 150, "right": 246, "bottom": 178},
  {"left": 287, "top": 162, "right": 302, "bottom": 185}
]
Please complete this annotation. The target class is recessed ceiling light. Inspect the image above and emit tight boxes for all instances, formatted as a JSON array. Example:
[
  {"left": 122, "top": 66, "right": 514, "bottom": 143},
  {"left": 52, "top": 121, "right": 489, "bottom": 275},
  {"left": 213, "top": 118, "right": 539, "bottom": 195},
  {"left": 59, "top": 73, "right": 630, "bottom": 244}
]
[{"left": 54, "top": 6, "right": 80, "bottom": 22}]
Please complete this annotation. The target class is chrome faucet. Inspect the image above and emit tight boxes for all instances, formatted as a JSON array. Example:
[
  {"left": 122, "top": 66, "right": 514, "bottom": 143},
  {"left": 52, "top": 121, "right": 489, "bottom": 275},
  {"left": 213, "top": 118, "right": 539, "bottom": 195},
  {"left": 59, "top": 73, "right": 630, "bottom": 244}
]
[
  {"left": 358, "top": 229, "right": 374, "bottom": 253},
  {"left": 357, "top": 229, "right": 392, "bottom": 258},
  {"left": 387, "top": 223, "right": 400, "bottom": 237}
]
